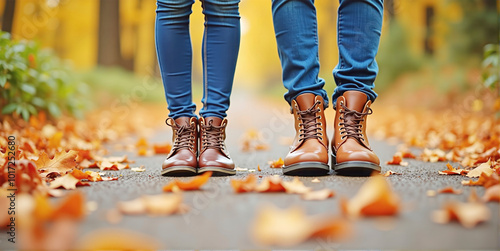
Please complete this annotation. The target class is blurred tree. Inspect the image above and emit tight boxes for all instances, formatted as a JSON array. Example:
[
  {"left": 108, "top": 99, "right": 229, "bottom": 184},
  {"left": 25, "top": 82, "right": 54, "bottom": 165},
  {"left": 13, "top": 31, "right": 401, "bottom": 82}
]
[
  {"left": 447, "top": 0, "right": 499, "bottom": 63},
  {"left": 98, "top": 0, "right": 123, "bottom": 66},
  {"left": 1, "top": 0, "right": 16, "bottom": 34}
]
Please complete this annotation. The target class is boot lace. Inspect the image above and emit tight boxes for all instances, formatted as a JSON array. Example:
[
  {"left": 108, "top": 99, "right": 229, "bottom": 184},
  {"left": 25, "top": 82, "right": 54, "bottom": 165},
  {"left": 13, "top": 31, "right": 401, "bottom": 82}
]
[
  {"left": 297, "top": 100, "right": 323, "bottom": 142},
  {"left": 201, "top": 120, "right": 225, "bottom": 150},
  {"left": 338, "top": 102, "right": 372, "bottom": 142},
  {"left": 166, "top": 118, "right": 195, "bottom": 151}
]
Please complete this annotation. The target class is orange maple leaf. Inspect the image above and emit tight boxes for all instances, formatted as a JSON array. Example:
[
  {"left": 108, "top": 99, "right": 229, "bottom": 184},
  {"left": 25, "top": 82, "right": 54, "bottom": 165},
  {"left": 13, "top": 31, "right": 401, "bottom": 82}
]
[
  {"left": 49, "top": 174, "right": 89, "bottom": 190},
  {"left": 269, "top": 158, "right": 284, "bottom": 168},
  {"left": 438, "top": 163, "right": 468, "bottom": 175},
  {"left": 35, "top": 150, "right": 79, "bottom": 177},
  {"left": 153, "top": 143, "right": 172, "bottom": 154},
  {"left": 438, "top": 187, "right": 462, "bottom": 194},
  {"left": 163, "top": 171, "right": 212, "bottom": 192},
  {"left": 231, "top": 174, "right": 258, "bottom": 193}
]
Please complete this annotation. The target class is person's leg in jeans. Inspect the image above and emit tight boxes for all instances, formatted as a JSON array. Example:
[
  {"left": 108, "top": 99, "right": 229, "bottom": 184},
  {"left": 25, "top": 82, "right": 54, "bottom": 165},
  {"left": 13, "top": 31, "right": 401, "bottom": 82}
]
[
  {"left": 156, "top": 0, "right": 199, "bottom": 176},
  {"left": 331, "top": 0, "right": 383, "bottom": 175},
  {"left": 198, "top": 0, "right": 241, "bottom": 176},
  {"left": 272, "top": 0, "right": 330, "bottom": 176}
]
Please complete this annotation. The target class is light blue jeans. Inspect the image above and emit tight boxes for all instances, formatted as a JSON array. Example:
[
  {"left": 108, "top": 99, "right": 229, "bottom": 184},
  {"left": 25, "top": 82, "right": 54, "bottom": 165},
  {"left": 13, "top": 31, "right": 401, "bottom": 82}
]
[
  {"left": 155, "top": 0, "right": 240, "bottom": 119},
  {"left": 272, "top": 0, "right": 383, "bottom": 107}
]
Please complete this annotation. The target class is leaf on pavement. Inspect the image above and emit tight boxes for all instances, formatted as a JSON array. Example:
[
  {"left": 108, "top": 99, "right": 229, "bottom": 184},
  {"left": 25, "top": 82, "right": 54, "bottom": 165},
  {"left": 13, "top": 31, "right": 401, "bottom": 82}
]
[
  {"left": 118, "top": 193, "right": 186, "bottom": 216},
  {"left": 462, "top": 172, "right": 499, "bottom": 187},
  {"left": 383, "top": 170, "right": 401, "bottom": 177},
  {"left": 162, "top": 171, "right": 212, "bottom": 192},
  {"left": 250, "top": 205, "right": 350, "bottom": 247},
  {"left": 255, "top": 176, "right": 286, "bottom": 193},
  {"left": 432, "top": 200, "right": 490, "bottom": 228},
  {"left": 282, "top": 177, "right": 312, "bottom": 194},
  {"left": 482, "top": 184, "right": 500, "bottom": 202},
  {"left": 268, "top": 158, "right": 284, "bottom": 168},
  {"left": 301, "top": 189, "right": 335, "bottom": 201},
  {"left": 340, "top": 175, "right": 400, "bottom": 217},
  {"left": 466, "top": 159, "right": 494, "bottom": 178},
  {"left": 231, "top": 174, "right": 258, "bottom": 193},
  {"left": 49, "top": 174, "right": 90, "bottom": 190},
  {"left": 96, "top": 161, "right": 130, "bottom": 171},
  {"left": 75, "top": 229, "right": 161, "bottom": 250},
  {"left": 437, "top": 187, "right": 462, "bottom": 194},
  {"left": 35, "top": 150, "right": 79, "bottom": 177},
  {"left": 386, "top": 152, "right": 408, "bottom": 166},
  {"left": 421, "top": 148, "right": 447, "bottom": 162},
  {"left": 131, "top": 166, "right": 146, "bottom": 172},
  {"left": 438, "top": 163, "right": 468, "bottom": 175}
]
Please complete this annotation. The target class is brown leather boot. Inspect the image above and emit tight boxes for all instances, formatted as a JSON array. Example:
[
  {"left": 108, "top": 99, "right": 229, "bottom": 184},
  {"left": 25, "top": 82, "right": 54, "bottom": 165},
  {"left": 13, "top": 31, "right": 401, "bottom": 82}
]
[
  {"left": 162, "top": 117, "right": 198, "bottom": 176},
  {"left": 283, "top": 93, "right": 330, "bottom": 176},
  {"left": 331, "top": 91, "right": 380, "bottom": 176},
  {"left": 198, "top": 117, "right": 235, "bottom": 176}
]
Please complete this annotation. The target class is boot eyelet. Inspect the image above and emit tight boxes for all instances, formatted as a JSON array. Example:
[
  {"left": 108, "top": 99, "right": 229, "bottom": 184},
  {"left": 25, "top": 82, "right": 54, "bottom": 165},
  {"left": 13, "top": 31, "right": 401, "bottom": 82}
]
[
  {"left": 319, "top": 137, "right": 323, "bottom": 140},
  {"left": 341, "top": 135, "right": 346, "bottom": 140},
  {"left": 338, "top": 123, "right": 341, "bottom": 127},
  {"left": 340, "top": 101, "right": 344, "bottom": 105},
  {"left": 318, "top": 115, "right": 322, "bottom": 119}
]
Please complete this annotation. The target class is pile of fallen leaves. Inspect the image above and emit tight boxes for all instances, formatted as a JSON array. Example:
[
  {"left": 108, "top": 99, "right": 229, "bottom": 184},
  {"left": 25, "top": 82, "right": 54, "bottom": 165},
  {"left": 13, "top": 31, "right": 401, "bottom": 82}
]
[{"left": 370, "top": 106, "right": 499, "bottom": 169}]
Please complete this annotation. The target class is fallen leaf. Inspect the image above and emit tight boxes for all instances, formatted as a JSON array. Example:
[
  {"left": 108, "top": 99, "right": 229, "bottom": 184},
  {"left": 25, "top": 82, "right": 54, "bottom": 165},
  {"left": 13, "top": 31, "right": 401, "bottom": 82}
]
[
  {"left": 163, "top": 171, "right": 212, "bottom": 192},
  {"left": 118, "top": 193, "right": 185, "bottom": 216},
  {"left": 302, "top": 189, "right": 335, "bottom": 201},
  {"left": 250, "top": 205, "right": 350, "bottom": 247},
  {"left": 432, "top": 200, "right": 490, "bottom": 228},
  {"left": 131, "top": 166, "right": 146, "bottom": 172},
  {"left": 311, "top": 178, "right": 320, "bottom": 183},
  {"left": 49, "top": 174, "right": 90, "bottom": 190},
  {"left": 282, "top": 178, "right": 312, "bottom": 194},
  {"left": 341, "top": 175, "right": 400, "bottom": 217},
  {"left": 153, "top": 143, "right": 172, "bottom": 154},
  {"left": 461, "top": 172, "right": 500, "bottom": 187},
  {"left": 466, "top": 160, "right": 494, "bottom": 178},
  {"left": 257, "top": 165, "right": 261, "bottom": 172},
  {"left": 269, "top": 158, "right": 284, "bottom": 168},
  {"left": 421, "top": 148, "right": 447, "bottom": 162},
  {"left": 482, "top": 184, "right": 500, "bottom": 202},
  {"left": 438, "top": 163, "right": 468, "bottom": 175},
  {"left": 231, "top": 174, "right": 258, "bottom": 193},
  {"left": 255, "top": 176, "right": 286, "bottom": 193},
  {"left": 386, "top": 152, "right": 408, "bottom": 166},
  {"left": 76, "top": 228, "right": 161, "bottom": 250},
  {"left": 35, "top": 150, "right": 79, "bottom": 177},
  {"left": 136, "top": 137, "right": 148, "bottom": 147},
  {"left": 96, "top": 161, "right": 130, "bottom": 171},
  {"left": 427, "top": 190, "right": 437, "bottom": 197},
  {"left": 383, "top": 170, "right": 401, "bottom": 177},
  {"left": 438, "top": 187, "right": 462, "bottom": 194}
]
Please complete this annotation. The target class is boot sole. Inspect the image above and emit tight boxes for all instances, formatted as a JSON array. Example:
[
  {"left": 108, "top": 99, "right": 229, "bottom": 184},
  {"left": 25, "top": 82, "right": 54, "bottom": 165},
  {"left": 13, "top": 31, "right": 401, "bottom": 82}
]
[
  {"left": 198, "top": 167, "right": 236, "bottom": 176},
  {"left": 161, "top": 166, "right": 198, "bottom": 177},
  {"left": 282, "top": 162, "right": 330, "bottom": 176},
  {"left": 331, "top": 153, "right": 381, "bottom": 176}
]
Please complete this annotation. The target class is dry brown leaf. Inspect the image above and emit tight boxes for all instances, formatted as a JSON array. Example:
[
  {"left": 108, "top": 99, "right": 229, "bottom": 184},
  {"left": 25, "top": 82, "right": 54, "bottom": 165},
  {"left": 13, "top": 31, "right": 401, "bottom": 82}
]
[
  {"left": 257, "top": 165, "right": 261, "bottom": 172},
  {"left": 49, "top": 174, "right": 90, "bottom": 190},
  {"left": 432, "top": 200, "right": 490, "bottom": 228},
  {"left": 96, "top": 161, "right": 130, "bottom": 171},
  {"left": 35, "top": 150, "right": 79, "bottom": 177},
  {"left": 383, "top": 170, "right": 401, "bottom": 177},
  {"left": 341, "top": 175, "right": 400, "bottom": 217},
  {"left": 163, "top": 171, "right": 212, "bottom": 192},
  {"left": 438, "top": 163, "right": 468, "bottom": 175},
  {"left": 427, "top": 190, "right": 437, "bottom": 197},
  {"left": 482, "top": 184, "right": 500, "bottom": 202},
  {"left": 269, "top": 158, "right": 284, "bottom": 168},
  {"left": 437, "top": 187, "right": 462, "bottom": 194},
  {"left": 461, "top": 171, "right": 500, "bottom": 187},
  {"left": 386, "top": 152, "right": 408, "bottom": 166},
  {"left": 301, "top": 189, "right": 335, "bottom": 201},
  {"left": 250, "top": 205, "right": 350, "bottom": 247},
  {"left": 255, "top": 176, "right": 287, "bottom": 193},
  {"left": 231, "top": 174, "right": 258, "bottom": 193},
  {"left": 311, "top": 178, "right": 320, "bottom": 183},
  {"left": 282, "top": 177, "right": 312, "bottom": 194},
  {"left": 131, "top": 166, "right": 146, "bottom": 172},
  {"left": 466, "top": 159, "right": 494, "bottom": 178},
  {"left": 118, "top": 193, "right": 185, "bottom": 216}
]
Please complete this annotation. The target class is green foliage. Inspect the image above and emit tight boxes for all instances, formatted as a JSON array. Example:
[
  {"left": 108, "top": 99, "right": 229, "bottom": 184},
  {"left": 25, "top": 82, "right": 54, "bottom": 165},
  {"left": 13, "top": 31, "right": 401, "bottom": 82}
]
[
  {"left": 0, "top": 32, "right": 88, "bottom": 121},
  {"left": 375, "top": 20, "right": 422, "bottom": 92},
  {"left": 447, "top": 0, "right": 499, "bottom": 64},
  {"left": 482, "top": 43, "right": 499, "bottom": 92}
]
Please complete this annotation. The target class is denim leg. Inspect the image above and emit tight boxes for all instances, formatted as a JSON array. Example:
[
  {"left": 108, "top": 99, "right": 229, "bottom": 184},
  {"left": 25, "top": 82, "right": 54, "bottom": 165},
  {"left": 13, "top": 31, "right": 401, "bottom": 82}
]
[
  {"left": 199, "top": 0, "right": 241, "bottom": 119},
  {"left": 332, "top": 0, "right": 383, "bottom": 105},
  {"left": 155, "top": 0, "right": 197, "bottom": 119},
  {"left": 271, "top": 0, "right": 329, "bottom": 107}
]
